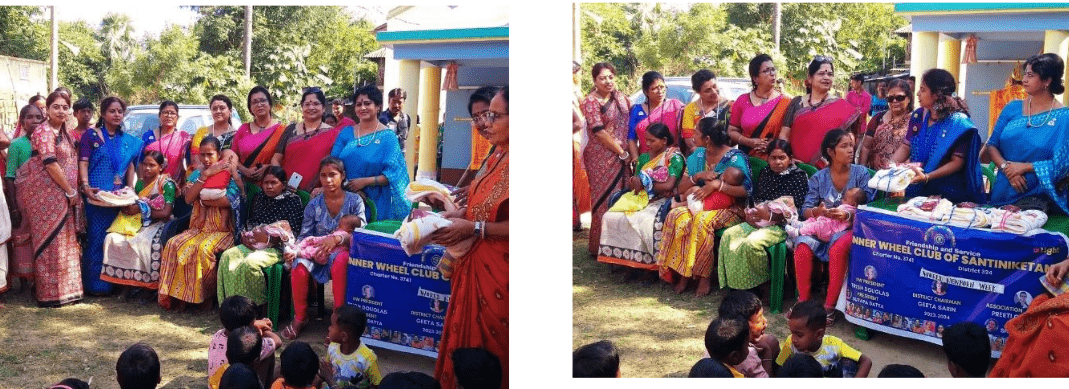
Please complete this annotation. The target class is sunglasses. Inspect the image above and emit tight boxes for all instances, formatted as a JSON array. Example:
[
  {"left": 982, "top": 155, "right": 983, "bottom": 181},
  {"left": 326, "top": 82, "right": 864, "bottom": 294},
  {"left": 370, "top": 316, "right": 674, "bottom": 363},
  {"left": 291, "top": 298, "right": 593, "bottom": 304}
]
[
  {"left": 886, "top": 94, "right": 909, "bottom": 103},
  {"left": 812, "top": 55, "right": 834, "bottom": 63},
  {"left": 303, "top": 86, "right": 322, "bottom": 94}
]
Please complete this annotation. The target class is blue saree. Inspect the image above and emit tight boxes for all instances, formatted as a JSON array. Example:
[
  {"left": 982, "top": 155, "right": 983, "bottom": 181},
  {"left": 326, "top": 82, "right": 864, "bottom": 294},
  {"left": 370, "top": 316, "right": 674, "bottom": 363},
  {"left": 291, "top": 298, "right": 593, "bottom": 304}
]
[
  {"left": 331, "top": 126, "right": 410, "bottom": 221},
  {"left": 906, "top": 108, "right": 985, "bottom": 204},
  {"left": 1030, "top": 107, "right": 1069, "bottom": 214},
  {"left": 989, "top": 101, "right": 1069, "bottom": 206}
]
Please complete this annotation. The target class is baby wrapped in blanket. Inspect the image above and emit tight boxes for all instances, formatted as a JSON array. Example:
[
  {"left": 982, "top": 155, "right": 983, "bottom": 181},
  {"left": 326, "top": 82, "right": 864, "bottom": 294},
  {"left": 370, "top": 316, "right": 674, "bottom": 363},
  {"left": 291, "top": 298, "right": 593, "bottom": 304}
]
[
  {"left": 787, "top": 188, "right": 865, "bottom": 242},
  {"left": 292, "top": 214, "right": 361, "bottom": 264},
  {"left": 198, "top": 169, "right": 232, "bottom": 200},
  {"left": 243, "top": 220, "right": 298, "bottom": 262},
  {"left": 684, "top": 167, "right": 744, "bottom": 214}
]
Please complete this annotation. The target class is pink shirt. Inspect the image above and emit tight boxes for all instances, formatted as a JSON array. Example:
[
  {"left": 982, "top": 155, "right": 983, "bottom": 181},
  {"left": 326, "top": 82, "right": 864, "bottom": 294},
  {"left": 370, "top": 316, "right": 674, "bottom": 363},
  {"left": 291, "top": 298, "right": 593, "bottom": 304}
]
[{"left": 207, "top": 329, "right": 277, "bottom": 380}]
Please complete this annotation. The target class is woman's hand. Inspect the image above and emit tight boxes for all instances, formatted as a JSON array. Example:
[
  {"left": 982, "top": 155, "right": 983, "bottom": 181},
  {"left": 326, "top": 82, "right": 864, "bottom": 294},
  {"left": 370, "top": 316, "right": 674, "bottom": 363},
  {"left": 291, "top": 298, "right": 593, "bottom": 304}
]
[
  {"left": 314, "top": 236, "right": 340, "bottom": 264},
  {"left": 202, "top": 161, "right": 226, "bottom": 178},
  {"left": 310, "top": 187, "right": 324, "bottom": 198},
  {"left": 810, "top": 203, "right": 828, "bottom": 219},
  {"left": 751, "top": 138, "right": 769, "bottom": 153},
  {"left": 452, "top": 186, "right": 470, "bottom": 207},
  {"left": 67, "top": 192, "right": 80, "bottom": 207},
  {"left": 1010, "top": 174, "right": 1029, "bottom": 193},
  {"left": 697, "top": 180, "right": 719, "bottom": 200},
  {"left": 909, "top": 167, "right": 928, "bottom": 184},
  {"left": 440, "top": 208, "right": 466, "bottom": 219},
  {"left": 283, "top": 251, "right": 296, "bottom": 265},
  {"left": 1046, "top": 259, "right": 1069, "bottom": 287},
  {"left": 82, "top": 186, "right": 100, "bottom": 199},
  {"left": 1002, "top": 162, "right": 1033, "bottom": 180},
  {"left": 431, "top": 218, "right": 475, "bottom": 246},
  {"left": 629, "top": 176, "right": 643, "bottom": 194},
  {"left": 121, "top": 203, "right": 140, "bottom": 215},
  {"left": 346, "top": 178, "right": 368, "bottom": 192},
  {"left": 826, "top": 208, "right": 850, "bottom": 221}
]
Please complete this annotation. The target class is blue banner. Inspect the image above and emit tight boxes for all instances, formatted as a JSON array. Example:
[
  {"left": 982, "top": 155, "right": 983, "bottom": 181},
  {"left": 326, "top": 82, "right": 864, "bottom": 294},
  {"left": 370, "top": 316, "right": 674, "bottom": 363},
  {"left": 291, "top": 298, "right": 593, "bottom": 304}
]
[
  {"left": 841, "top": 207, "right": 1069, "bottom": 357},
  {"left": 347, "top": 229, "right": 451, "bottom": 358}
]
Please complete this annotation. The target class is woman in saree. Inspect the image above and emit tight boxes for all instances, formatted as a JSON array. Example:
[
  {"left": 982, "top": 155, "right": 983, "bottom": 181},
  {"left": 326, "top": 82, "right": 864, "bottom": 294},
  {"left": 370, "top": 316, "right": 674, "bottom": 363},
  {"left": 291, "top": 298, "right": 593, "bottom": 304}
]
[
  {"left": 100, "top": 150, "right": 176, "bottom": 296},
  {"left": 78, "top": 96, "right": 143, "bottom": 295},
  {"left": 629, "top": 71, "right": 684, "bottom": 155},
  {"left": 233, "top": 86, "right": 285, "bottom": 185},
  {"left": 271, "top": 87, "right": 349, "bottom": 192},
  {"left": 729, "top": 54, "right": 790, "bottom": 156},
  {"left": 657, "top": 117, "right": 752, "bottom": 296},
  {"left": 5, "top": 104, "right": 44, "bottom": 285},
  {"left": 283, "top": 156, "right": 366, "bottom": 339},
  {"left": 596, "top": 123, "right": 684, "bottom": 271},
  {"left": 779, "top": 56, "right": 863, "bottom": 168},
  {"left": 157, "top": 136, "right": 239, "bottom": 310},
  {"left": 217, "top": 165, "right": 303, "bottom": 308},
  {"left": 991, "top": 259, "right": 1069, "bottom": 377},
  {"left": 892, "top": 68, "right": 984, "bottom": 204},
  {"left": 17, "top": 91, "right": 83, "bottom": 307},
  {"left": 431, "top": 87, "right": 509, "bottom": 389},
  {"left": 717, "top": 140, "right": 808, "bottom": 291},
  {"left": 189, "top": 95, "right": 240, "bottom": 177},
  {"left": 681, "top": 69, "right": 731, "bottom": 154},
  {"left": 858, "top": 78, "right": 912, "bottom": 170},
  {"left": 985, "top": 53, "right": 1067, "bottom": 211},
  {"left": 330, "top": 84, "right": 410, "bottom": 221},
  {"left": 142, "top": 101, "right": 191, "bottom": 183},
  {"left": 582, "top": 62, "right": 632, "bottom": 256},
  {"left": 793, "top": 129, "right": 875, "bottom": 324}
]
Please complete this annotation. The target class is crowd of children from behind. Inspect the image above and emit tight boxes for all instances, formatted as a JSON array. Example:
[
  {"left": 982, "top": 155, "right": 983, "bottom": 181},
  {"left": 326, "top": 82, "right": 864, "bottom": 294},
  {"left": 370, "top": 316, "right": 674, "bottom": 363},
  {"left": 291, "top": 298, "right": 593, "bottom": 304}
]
[
  {"left": 574, "top": 290, "right": 993, "bottom": 378},
  {"left": 47, "top": 295, "right": 505, "bottom": 389}
]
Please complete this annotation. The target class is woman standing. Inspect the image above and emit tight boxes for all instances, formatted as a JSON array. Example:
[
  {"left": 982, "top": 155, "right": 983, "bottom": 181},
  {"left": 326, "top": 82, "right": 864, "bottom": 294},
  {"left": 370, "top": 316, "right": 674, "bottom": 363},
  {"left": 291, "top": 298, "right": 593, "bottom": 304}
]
[
  {"left": 779, "top": 56, "right": 863, "bottom": 168},
  {"left": 728, "top": 54, "right": 790, "bottom": 156},
  {"left": 271, "top": 87, "right": 348, "bottom": 192},
  {"left": 629, "top": 71, "right": 684, "bottom": 155},
  {"left": 79, "top": 96, "right": 143, "bottom": 295},
  {"left": 986, "top": 53, "right": 1067, "bottom": 210},
  {"left": 582, "top": 62, "right": 632, "bottom": 256},
  {"left": 330, "top": 85, "right": 410, "bottom": 221},
  {"left": 892, "top": 68, "right": 984, "bottom": 204},
  {"left": 233, "top": 86, "right": 285, "bottom": 185},
  {"left": 157, "top": 136, "right": 238, "bottom": 310},
  {"left": 283, "top": 157, "right": 366, "bottom": 339},
  {"left": 100, "top": 150, "right": 176, "bottom": 294},
  {"left": 681, "top": 69, "right": 731, "bottom": 154},
  {"left": 794, "top": 130, "right": 875, "bottom": 324},
  {"left": 142, "top": 101, "right": 191, "bottom": 183},
  {"left": 859, "top": 78, "right": 913, "bottom": 170},
  {"left": 17, "top": 91, "right": 83, "bottom": 307},
  {"left": 432, "top": 87, "right": 509, "bottom": 389},
  {"left": 189, "top": 95, "right": 240, "bottom": 175},
  {"left": 5, "top": 104, "right": 44, "bottom": 284},
  {"left": 657, "top": 118, "right": 751, "bottom": 296},
  {"left": 217, "top": 165, "right": 303, "bottom": 307}
]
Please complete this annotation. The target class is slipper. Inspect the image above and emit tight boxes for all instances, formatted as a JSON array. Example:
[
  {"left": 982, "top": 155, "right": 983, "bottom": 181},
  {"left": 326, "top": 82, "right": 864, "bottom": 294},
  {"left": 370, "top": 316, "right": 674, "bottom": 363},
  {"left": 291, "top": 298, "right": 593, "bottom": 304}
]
[
  {"left": 282, "top": 320, "right": 307, "bottom": 340},
  {"left": 826, "top": 310, "right": 837, "bottom": 326}
]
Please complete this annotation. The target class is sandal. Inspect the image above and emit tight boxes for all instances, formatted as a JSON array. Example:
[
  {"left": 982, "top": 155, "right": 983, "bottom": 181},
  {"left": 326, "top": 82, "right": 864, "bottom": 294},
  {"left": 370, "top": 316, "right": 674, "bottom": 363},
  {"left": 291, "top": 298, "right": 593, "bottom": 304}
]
[
  {"left": 826, "top": 310, "right": 837, "bottom": 326},
  {"left": 282, "top": 320, "right": 307, "bottom": 340}
]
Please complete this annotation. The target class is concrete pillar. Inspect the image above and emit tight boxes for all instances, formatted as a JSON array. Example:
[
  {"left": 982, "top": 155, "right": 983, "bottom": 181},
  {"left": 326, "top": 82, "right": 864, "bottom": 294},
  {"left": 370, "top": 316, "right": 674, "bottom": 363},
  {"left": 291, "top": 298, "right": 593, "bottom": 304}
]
[
  {"left": 1044, "top": 30, "right": 1069, "bottom": 105},
  {"left": 416, "top": 66, "right": 442, "bottom": 181},
  {"left": 938, "top": 36, "right": 961, "bottom": 88},
  {"left": 910, "top": 31, "right": 940, "bottom": 96},
  {"left": 397, "top": 60, "right": 421, "bottom": 179}
]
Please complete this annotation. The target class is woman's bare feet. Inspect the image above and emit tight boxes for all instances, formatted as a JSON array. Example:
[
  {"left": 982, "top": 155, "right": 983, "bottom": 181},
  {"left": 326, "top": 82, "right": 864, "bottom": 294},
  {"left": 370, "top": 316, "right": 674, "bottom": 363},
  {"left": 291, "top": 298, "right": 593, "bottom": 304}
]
[
  {"left": 696, "top": 277, "right": 713, "bottom": 296},
  {"left": 674, "top": 276, "right": 689, "bottom": 294}
]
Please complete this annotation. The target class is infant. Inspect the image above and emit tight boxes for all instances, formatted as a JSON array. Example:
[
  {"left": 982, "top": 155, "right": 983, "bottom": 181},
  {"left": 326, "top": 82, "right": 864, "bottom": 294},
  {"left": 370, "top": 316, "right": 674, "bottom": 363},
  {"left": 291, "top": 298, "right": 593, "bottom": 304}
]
[
  {"left": 292, "top": 214, "right": 362, "bottom": 264},
  {"left": 199, "top": 169, "right": 232, "bottom": 200},
  {"left": 680, "top": 166, "right": 744, "bottom": 213},
  {"left": 242, "top": 220, "right": 295, "bottom": 251},
  {"left": 788, "top": 187, "right": 866, "bottom": 242}
]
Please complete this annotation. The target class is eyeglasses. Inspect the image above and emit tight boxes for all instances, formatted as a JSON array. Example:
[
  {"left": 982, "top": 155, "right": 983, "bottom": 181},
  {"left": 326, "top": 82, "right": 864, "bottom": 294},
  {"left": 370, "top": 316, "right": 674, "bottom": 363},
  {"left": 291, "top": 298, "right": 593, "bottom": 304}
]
[
  {"left": 761, "top": 67, "right": 777, "bottom": 75},
  {"left": 648, "top": 85, "right": 667, "bottom": 92},
  {"left": 472, "top": 110, "right": 490, "bottom": 122},
  {"left": 354, "top": 101, "right": 376, "bottom": 108},
  {"left": 886, "top": 94, "right": 909, "bottom": 103},
  {"left": 251, "top": 98, "right": 270, "bottom": 106},
  {"left": 302, "top": 101, "right": 323, "bottom": 108},
  {"left": 486, "top": 111, "right": 508, "bottom": 123},
  {"left": 160, "top": 111, "right": 178, "bottom": 117}
]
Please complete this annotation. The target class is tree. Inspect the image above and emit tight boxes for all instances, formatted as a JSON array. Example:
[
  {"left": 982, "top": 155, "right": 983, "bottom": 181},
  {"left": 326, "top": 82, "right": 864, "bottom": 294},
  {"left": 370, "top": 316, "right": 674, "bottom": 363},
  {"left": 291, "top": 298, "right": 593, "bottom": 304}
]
[
  {"left": 57, "top": 21, "right": 107, "bottom": 103},
  {"left": 0, "top": 6, "right": 48, "bottom": 61}
]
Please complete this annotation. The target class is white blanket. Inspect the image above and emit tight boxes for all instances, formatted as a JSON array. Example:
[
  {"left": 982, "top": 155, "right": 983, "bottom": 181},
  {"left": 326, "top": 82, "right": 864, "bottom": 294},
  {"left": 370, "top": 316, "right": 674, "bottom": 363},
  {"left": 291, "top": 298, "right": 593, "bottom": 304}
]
[
  {"left": 869, "top": 165, "right": 917, "bottom": 193},
  {"left": 405, "top": 178, "right": 458, "bottom": 212}
]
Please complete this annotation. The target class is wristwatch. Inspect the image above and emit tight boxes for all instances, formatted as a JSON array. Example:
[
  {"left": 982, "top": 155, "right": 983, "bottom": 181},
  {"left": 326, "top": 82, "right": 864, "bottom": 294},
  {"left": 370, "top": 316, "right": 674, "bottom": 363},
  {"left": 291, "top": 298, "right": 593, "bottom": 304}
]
[{"left": 1000, "top": 161, "right": 1010, "bottom": 170}]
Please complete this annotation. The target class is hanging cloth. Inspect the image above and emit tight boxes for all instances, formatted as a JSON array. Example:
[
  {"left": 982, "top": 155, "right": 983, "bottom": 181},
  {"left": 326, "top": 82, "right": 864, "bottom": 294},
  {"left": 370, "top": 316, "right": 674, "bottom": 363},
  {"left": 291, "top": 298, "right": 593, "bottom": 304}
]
[
  {"left": 443, "top": 62, "right": 459, "bottom": 91},
  {"left": 962, "top": 34, "right": 978, "bottom": 64}
]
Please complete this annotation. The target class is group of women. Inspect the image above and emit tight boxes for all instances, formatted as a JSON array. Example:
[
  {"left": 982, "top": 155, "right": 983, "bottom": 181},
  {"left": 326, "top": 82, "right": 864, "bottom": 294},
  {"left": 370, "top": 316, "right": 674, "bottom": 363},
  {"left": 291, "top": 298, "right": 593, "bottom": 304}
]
[{"left": 582, "top": 52, "right": 1069, "bottom": 322}]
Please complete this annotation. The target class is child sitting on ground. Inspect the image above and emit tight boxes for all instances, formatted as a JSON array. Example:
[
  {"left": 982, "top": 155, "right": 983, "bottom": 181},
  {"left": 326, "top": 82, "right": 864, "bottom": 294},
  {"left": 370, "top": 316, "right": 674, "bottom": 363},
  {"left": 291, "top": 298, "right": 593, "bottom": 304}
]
[
  {"left": 572, "top": 340, "right": 621, "bottom": 378},
  {"left": 775, "top": 300, "right": 872, "bottom": 377},
  {"left": 291, "top": 214, "right": 360, "bottom": 270},
  {"left": 320, "top": 305, "right": 382, "bottom": 389},
  {"left": 776, "top": 354, "right": 823, "bottom": 377},
  {"left": 704, "top": 315, "right": 750, "bottom": 378},
  {"left": 117, "top": 343, "right": 161, "bottom": 389},
  {"left": 219, "top": 363, "right": 264, "bottom": 389},
  {"left": 209, "top": 296, "right": 281, "bottom": 389},
  {"left": 942, "top": 322, "right": 990, "bottom": 377},
  {"left": 687, "top": 358, "right": 734, "bottom": 377},
  {"left": 787, "top": 187, "right": 866, "bottom": 241},
  {"left": 716, "top": 290, "right": 780, "bottom": 377},
  {"left": 270, "top": 341, "right": 318, "bottom": 389},
  {"left": 213, "top": 326, "right": 268, "bottom": 389},
  {"left": 379, "top": 372, "right": 440, "bottom": 389},
  {"left": 878, "top": 364, "right": 925, "bottom": 377},
  {"left": 452, "top": 348, "right": 502, "bottom": 389}
]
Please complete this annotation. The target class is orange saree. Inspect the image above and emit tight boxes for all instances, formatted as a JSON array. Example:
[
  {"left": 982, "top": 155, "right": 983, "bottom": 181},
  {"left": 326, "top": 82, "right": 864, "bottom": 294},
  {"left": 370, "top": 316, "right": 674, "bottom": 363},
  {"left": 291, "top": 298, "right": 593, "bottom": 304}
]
[{"left": 990, "top": 292, "right": 1069, "bottom": 377}]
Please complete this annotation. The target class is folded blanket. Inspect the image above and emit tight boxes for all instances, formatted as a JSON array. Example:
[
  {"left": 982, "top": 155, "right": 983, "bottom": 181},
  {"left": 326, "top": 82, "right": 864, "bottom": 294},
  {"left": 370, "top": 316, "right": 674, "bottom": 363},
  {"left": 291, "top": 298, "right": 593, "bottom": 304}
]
[
  {"left": 87, "top": 187, "right": 139, "bottom": 207},
  {"left": 609, "top": 190, "right": 649, "bottom": 213},
  {"left": 897, "top": 196, "right": 991, "bottom": 228},
  {"left": 869, "top": 165, "right": 917, "bottom": 192},
  {"left": 406, "top": 178, "right": 458, "bottom": 212},
  {"left": 395, "top": 209, "right": 471, "bottom": 281},
  {"left": 988, "top": 209, "right": 1048, "bottom": 235}
]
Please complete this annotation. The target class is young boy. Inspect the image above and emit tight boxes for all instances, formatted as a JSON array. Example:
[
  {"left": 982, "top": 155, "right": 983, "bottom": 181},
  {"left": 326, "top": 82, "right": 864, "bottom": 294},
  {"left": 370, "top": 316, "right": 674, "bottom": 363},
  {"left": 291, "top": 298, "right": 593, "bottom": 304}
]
[
  {"left": 378, "top": 372, "right": 439, "bottom": 389},
  {"left": 572, "top": 340, "right": 620, "bottom": 378},
  {"left": 271, "top": 341, "right": 319, "bottom": 389},
  {"left": 776, "top": 354, "right": 823, "bottom": 377},
  {"left": 704, "top": 316, "right": 750, "bottom": 378},
  {"left": 716, "top": 290, "right": 779, "bottom": 377},
  {"left": 942, "top": 322, "right": 990, "bottom": 377},
  {"left": 212, "top": 326, "right": 267, "bottom": 389},
  {"left": 451, "top": 348, "right": 502, "bottom": 389},
  {"left": 687, "top": 358, "right": 734, "bottom": 378},
  {"left": 321, "top": 305, "right": 382, "bottom": 389},
  {"left": 775, "top": 300, "right": 873, "bottom": 377},
  {"left": 877, "top": 364, "right": 925, "bottom": 377},
  {"left": 210, "top": 296, "right": 281, "bottom": 389},
  {"left": 116, "top": 343, "right": 161, "bottom": 389}
]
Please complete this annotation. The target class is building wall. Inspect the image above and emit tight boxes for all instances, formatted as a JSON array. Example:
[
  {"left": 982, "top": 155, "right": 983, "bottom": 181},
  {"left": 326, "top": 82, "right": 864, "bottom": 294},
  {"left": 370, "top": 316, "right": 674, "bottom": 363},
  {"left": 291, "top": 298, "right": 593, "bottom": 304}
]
[
  {"left": 962, "top": 40, "right": 1043, "bottom": 141},
  {"left": 440, "top": 66, "right": 509, "bottom": 183},
  {"left": 0, "top": 55, "right": 49, "bottom": 135}
]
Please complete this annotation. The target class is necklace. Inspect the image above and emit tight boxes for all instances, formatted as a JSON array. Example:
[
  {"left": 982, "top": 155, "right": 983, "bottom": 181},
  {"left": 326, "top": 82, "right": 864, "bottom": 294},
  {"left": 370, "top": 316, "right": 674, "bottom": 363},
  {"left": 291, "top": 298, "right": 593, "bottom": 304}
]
[
  {"left": 252, "top": 117, "right": 272, "bottom": 133},
  {"left": 808, "top": 92, "right": 829, "bottom": 108},
  {"left": 752, "top": 90, "right": 771, "bottom": 105},
  {"left": 1027, "top": 97, "right": 1056, "bottom": 128},
  {"left": 213, "top": 122, "right": 230, "bottom": 137},
  {"left": 355, "top": 124, "right": 380, "bottom": 147}
]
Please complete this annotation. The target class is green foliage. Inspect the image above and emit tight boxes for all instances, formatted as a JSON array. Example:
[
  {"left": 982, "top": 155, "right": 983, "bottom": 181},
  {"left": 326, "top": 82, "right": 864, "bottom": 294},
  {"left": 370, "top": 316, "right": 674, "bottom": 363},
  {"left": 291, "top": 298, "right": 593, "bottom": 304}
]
[
  {"left": 58, "top": 21, "right": 106, "bottom": 104},
  {"left": 0, "top": 6, "right": 48, "bottom": 61}
]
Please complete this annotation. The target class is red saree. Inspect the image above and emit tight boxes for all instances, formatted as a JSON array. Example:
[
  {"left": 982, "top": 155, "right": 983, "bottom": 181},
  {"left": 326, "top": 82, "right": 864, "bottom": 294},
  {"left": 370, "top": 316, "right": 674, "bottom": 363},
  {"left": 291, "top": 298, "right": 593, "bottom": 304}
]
[
  {"left": 280, "top": 117, "right": 350, "bottom": 191},
  {"left": 989, "top": 293, "right": 1069, "bottom": 377},
  {"left": 434, "top": 150, "right": 508, "bottom": 389},
  {"left": 788, "top": 98, "right": 861, "bottom": 167}
]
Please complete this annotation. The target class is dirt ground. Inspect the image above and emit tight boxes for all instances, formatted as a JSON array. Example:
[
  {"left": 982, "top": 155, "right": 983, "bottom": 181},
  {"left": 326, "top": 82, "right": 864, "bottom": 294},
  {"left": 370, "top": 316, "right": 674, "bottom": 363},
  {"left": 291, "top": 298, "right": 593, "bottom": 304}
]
[
  {"left": 572, "top": 218, "right": 953, "bottom": 378},
  {"left": 0, "top": 281, "right": 435, "bottom": 389}
]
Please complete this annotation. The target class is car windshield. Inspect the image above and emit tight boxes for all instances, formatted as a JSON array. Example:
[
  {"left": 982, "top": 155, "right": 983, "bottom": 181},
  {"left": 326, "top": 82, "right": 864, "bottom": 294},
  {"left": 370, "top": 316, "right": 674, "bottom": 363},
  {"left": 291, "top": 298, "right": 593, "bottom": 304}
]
[{"left": 122, "top": 108, "right": 239, "bottom": 138}]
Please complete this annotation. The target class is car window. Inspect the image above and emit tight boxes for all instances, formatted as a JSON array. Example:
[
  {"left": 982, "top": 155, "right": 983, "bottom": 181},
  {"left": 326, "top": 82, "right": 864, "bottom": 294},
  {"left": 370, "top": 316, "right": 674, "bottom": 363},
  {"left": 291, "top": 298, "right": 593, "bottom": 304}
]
[
  {"left": 180, "top": 115, "right": 207, "bottom": 134},
  {"left": 122, "top": 112, "right": 160, "bottom": 138}
]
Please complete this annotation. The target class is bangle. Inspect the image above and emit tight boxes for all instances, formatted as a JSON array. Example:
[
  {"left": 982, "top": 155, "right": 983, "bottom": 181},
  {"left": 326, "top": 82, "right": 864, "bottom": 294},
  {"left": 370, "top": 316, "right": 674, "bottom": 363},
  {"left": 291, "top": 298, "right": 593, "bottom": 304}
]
[
  {"left": 64, "top": 190, "right": 77, "bottom": 198},
  {"left": 618, "top": 151, "right": 630, "bottom": 160},
  {"left": 689, "top": 175, "right": 696, "bottom": 185},
  {"left": 718, "top": 180, "right": 725, "bottom": 192},
  {"left": 473, "top": 221, "right": 483, "bottom": 239},
  {"left": 923, "top": 173, "right": 930, "bottom": 183}
]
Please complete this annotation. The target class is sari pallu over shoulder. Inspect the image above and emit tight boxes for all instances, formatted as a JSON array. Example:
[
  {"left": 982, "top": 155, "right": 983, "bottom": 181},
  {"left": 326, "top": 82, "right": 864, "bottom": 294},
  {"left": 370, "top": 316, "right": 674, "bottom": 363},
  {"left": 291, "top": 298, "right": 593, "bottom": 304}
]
[
  {"left": 786, "top": 97, "right": 861, "bottom": 167},
  {"left": 906, "top": 109, "right": 985, "bottom": 204}
]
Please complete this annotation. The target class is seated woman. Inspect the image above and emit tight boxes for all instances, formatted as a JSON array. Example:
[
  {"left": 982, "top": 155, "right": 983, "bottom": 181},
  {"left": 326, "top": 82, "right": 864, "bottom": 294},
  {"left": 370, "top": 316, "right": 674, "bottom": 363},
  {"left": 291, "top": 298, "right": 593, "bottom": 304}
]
[
  {"left": 157, "top": 136, "right": 239, "bottom": 311},
  {"left": 859, "top": 78, "right": 913, "bottom": 170},
  {"left": 216, "top": 165, "right": 304, "bottom": 309},
  {"left": 656, "top": 117, "right": 752, "bottom": 296},
  {"left": 985, "top": 53, "right": 1067, "bottom": 212},
  {"left": 596, "top": 123, "right": 684, "bottom": 271},
  {"left": 892, "top": 68, "right": 985, "bottom": 204},
  {"left": 283, "top": 156, "right": 366, "bottom": 339},
  {"left": 100, "top": 151, "right": 176, "bottom": 299},
  {"left": 716, "top": 140, "right": 808, "bottom": 291},
  {"left": 793, "top": 129, "right": 875, "bottom": 324}
]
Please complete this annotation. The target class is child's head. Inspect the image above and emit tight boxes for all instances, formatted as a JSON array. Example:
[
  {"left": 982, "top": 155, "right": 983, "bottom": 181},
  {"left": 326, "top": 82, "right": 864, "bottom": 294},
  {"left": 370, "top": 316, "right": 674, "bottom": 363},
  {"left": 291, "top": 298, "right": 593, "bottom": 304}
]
[
  {"left": 451, "top": 348, "right": 502, "bottom": 389},
  {"left": 51, "top": 378, "right": 90, "bottom": 389},
  {"left": 219, "top": 363, "right": 263, "bottom": 389},
  {"left": 942, "top": 322, "right": 990, "bottom": 377},
  {"left": 720, "top": 166, "right": 744, "bottom": 186},
  {"left": 717, "top": 290, "right": 766, "bottom": 343},
  {"left": 787, "top": 300, "right": 826, "bottom": 353},
  {"left": 219, "top": 295, "right": 257, "bottom": 331},
  {"left": 323, "top": 112, "right": 338, "bottom": 127},
  {"left": 878, "top": 364, "right": 925, "bottom": 377},
  {"left": 200, "top": 135, "right": 223, "bottom": 166},
  {"left": 280, "top": 341, "right": 318, "bottom": 388},
  {"left": 703, "top": 316, "right": 750, "bottom": 366},
  {"left": 329, "top": 305, "right": 368, "bottom": 345},
  {"left": 777, "top": 353, "right": 823, "bottom": 377},
  {"left": 843, "top": 187, "right": 867, "bottom": 207},
  {"left": 687, "top": 358, "right": 734, "bottom": 377},
  {"left": 339, "top": 214, "right": 362, "bottom": 232},
  {"left": 116, "top": 343, "right": 161, "bottom": 389},
  {"left": 572, "top": 340, "right": 620, "bottom": 378},
  {"left": 379, "top": 372, "right": 440, "bottom": 389},
  {"left": 225, "top": 326, "right": 263, "bottom": 366}
]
